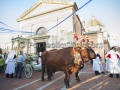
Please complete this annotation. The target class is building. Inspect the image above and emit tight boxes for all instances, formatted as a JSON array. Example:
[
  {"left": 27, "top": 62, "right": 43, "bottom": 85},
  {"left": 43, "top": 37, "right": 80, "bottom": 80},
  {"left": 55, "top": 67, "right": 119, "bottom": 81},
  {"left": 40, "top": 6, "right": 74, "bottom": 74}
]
[
  {"left": 16, "top": 0, "right": 84, "bottom": 54},
  {"left": 82, "top": 15, "right": 110, "bottom": 60}
]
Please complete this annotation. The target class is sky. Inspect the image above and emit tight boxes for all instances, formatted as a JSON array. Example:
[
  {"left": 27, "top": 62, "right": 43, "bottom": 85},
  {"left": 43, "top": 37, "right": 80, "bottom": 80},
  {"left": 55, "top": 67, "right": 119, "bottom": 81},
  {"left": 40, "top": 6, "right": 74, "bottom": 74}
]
[{"left": 0, "top": 0, "right": 120, "bottom": 48}]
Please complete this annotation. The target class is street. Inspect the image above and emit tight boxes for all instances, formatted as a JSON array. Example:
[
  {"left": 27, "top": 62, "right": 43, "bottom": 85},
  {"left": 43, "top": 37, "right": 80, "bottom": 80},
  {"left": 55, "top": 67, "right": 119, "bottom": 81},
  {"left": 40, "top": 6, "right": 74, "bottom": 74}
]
[{"left": 0, "top": 62, "right": 120, "bottom": 90}]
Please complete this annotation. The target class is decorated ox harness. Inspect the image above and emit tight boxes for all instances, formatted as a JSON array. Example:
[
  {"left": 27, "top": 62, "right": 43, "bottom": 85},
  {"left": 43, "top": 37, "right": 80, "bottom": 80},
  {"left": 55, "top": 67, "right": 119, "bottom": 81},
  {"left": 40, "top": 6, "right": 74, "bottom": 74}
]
[
  {"left": 73, "top": 32, "right": 94, "bottom": 65},
  {"left": 73, "top": 48, "right": 84, "bottom": 66},
  {"left": 74, "top": 51, "right": 82, "bottom": 64},
  {"left": 73, "top": 34, "right": 83, "bottom": 65}
]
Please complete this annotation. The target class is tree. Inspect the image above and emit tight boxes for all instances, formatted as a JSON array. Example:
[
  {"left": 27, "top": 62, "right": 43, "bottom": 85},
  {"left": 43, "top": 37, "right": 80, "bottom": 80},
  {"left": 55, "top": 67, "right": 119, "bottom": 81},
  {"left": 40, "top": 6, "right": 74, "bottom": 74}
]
[{"left": 0, "top": 48, "right": 2, "bottom": 54}]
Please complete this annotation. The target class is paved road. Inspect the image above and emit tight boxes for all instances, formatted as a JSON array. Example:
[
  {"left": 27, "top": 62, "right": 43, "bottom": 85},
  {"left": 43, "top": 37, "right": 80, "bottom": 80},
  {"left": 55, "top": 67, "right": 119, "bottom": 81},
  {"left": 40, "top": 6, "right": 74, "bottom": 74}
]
[{"left": 0, "top": 62, "right": 120, "bottom": 90}]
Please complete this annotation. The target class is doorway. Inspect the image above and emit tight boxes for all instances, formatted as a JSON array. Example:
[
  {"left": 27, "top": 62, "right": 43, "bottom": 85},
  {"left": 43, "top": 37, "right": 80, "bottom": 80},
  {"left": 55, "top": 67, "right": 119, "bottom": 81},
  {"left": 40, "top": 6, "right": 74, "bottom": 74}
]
[{"left": 36, "top": 42, "right": 46, "bottom": 53}]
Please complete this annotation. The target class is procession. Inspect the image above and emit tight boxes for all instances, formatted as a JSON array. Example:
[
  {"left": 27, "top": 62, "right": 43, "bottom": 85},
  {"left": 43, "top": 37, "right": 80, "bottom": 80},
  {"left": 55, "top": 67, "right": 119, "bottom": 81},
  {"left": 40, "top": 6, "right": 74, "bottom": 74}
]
[{"left": 0, "top": 0, "right": 120, "bottom": 90}]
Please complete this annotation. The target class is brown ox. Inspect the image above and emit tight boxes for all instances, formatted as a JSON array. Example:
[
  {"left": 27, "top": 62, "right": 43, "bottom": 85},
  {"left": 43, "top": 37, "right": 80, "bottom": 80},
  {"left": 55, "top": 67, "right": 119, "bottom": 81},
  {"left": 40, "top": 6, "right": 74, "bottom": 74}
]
[{"left": 41, "top": 47, "right": 96, "bottom": 88}]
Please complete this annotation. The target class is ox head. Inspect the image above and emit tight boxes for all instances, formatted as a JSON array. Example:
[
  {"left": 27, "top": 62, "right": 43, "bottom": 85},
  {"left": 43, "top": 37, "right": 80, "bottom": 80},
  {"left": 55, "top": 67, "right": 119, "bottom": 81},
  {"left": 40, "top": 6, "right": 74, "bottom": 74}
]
[{"left": 74, "top": 47, "right": 96, "bottom": 62}]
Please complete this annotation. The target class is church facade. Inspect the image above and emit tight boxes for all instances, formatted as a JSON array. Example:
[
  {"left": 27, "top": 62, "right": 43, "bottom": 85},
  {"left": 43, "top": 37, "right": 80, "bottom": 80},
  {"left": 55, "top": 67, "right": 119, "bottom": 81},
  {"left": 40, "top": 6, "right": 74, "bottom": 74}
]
[
  {"left": 17, "top": 0, "right": 83, "bottom": 54},
  {"left": 3, "top": 0, "right": 110, "bottom": 62}
]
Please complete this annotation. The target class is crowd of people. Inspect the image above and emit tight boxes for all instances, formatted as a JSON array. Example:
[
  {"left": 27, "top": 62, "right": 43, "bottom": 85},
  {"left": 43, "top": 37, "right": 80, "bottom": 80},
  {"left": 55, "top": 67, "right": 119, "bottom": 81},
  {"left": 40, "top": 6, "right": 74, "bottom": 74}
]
[
  {"left": 0, "top": 50, "right": 42, "bottom": 79},
  {"left": 0, "top": 46, "right": 120, "bottom": 79},
  {"left": 92, "top": 46, "right": 120, "bottom": 78},
  {"left": 0, "top": 52, "right": 8, "bottom": 72}
]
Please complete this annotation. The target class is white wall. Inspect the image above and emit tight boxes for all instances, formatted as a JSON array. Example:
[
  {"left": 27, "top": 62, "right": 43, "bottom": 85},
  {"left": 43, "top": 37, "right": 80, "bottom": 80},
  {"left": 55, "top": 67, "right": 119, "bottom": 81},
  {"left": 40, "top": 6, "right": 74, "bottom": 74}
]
[{"left": 19, "top": 5, "right": 74, "bottom": 52}]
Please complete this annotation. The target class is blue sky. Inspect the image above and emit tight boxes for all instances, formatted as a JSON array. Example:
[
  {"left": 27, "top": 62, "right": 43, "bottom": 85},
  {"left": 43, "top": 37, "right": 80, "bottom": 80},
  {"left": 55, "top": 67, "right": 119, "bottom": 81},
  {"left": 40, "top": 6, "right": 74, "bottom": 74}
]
[
  {"left": 75, "top": 0, "right": 120, "bottom": 36},
  {"left": 0, "top": 0, "right": 120, "bottom": 47}
]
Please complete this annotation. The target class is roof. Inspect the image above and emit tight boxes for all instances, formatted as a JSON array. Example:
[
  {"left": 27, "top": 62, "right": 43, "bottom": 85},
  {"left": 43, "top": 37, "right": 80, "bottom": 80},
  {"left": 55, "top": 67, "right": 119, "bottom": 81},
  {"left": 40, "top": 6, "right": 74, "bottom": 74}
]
[
  {"left": 86, "top": 15, "right": 103, "bottom": 28},
  {"left": 17, "top": 0, "right": 78, "bottom": 22}
]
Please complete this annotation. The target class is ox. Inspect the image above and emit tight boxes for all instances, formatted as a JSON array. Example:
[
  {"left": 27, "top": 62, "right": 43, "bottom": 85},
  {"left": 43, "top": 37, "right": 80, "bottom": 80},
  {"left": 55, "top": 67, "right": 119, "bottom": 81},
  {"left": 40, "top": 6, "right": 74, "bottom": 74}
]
[{"left": 41, "top": 47, "right": 96, "bottom": 88}]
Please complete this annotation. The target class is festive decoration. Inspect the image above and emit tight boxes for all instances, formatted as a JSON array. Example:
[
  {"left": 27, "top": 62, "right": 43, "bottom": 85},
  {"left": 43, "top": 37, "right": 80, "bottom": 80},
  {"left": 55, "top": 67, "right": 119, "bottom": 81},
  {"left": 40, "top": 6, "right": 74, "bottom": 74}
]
[
  {"left": 73, "top": 32, "right": 78, "bottom": 41},
  {"left": 76, "top": 41, "right": 81, "bottom": 47},
  {"left": 74, "top": 51, "right": 82, "bottom": 65},
  {"left": 73, "top": 32, "right": 79, "bottom": 47},
  {"left": 73, "top": 32, "right": 94, "bottom": 48},
  {"left": 80, "top": 36, "right": 94, "bottom": 47},
  {"left": 81, "top": 37, "right": 85, "bottom": 42}
]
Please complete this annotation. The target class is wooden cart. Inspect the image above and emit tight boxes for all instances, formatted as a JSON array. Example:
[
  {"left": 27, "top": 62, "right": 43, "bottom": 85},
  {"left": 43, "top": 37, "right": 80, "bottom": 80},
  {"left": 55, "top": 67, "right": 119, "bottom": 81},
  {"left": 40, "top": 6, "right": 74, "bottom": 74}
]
[{"left": 11, "top": 35, "right": 34, "bottom": 78}]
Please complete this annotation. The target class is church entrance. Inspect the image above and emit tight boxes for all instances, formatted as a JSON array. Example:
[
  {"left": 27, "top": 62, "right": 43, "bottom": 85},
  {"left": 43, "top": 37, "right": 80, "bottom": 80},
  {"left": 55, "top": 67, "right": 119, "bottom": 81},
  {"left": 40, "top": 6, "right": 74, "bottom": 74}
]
[{"left": 36, "top": 42, "right": 46, "bottom": 53}]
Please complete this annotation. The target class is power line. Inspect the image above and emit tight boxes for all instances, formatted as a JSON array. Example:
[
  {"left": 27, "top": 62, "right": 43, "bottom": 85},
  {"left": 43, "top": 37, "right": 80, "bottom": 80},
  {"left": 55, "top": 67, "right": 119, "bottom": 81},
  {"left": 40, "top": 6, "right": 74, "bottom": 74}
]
[
  {"left": 0, "top": 0, "right": 92, "bottom": 35},
  {"left": 0, "top": 27, "right": 34, "bottom": 34},
  {"left": 47, "top": 0, "right": 92, "bottom": 31},
  {"left": 0, "top": 21, "right": 20, "bottom": 31}
]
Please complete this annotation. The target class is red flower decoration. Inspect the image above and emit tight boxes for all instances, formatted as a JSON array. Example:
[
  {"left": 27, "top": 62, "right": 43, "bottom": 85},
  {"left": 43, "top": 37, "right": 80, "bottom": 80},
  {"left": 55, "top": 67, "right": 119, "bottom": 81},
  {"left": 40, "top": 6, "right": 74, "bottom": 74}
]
[
  {"left": 74, "top": 33, "right": 78, "bottom": 41},
  {"left": 86, "top": 39, "right": 89, "bottom": 42},
  {"left": 81, "top": 38, "right": 85, "bottom": 42},
  {"left": 74, "top": 36, "right": 78, "bottom": 40},
  {"left": 76, "top": 37, "right": 78, "bottom": 40}
]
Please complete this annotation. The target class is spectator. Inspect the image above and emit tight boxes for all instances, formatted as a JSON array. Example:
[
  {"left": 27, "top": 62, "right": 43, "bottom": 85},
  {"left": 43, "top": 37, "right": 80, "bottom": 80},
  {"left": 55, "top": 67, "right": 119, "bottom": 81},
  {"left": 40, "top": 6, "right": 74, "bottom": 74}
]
[
  {"left": 0, "top": 53, "right": 3, "bottom": 59},
  {"left": 37, "top": 52, "right": 42, "bottom": 71},
  {"left": 4, "top": 52, "right": 8, "bottom": 60},
  {"left": 5, "top": 50, "right": 16, "bottom": 78},
  {"left": 0, "top": 56, "right": 4, "bottom": 72},
  {"left": 15, "top": 51, "right": 25, "bottom": 79},
  {"left": 36, "top": 52, "right": 39, "bottom": 59}
]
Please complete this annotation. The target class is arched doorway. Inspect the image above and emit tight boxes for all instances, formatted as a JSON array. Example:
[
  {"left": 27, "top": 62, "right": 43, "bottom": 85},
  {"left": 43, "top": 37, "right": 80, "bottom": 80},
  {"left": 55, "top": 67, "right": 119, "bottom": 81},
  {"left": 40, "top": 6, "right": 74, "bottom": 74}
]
[
  {"left": 36, "top": 27, "right": 47, "bottom": 35},
  {"left": 36, "top": 27, "right": 47, "bottom": 53}
]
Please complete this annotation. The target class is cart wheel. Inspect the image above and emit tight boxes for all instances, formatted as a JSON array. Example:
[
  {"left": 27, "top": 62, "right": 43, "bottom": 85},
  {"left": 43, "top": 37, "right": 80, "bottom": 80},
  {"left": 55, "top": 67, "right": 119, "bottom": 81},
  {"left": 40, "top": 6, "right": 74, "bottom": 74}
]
[{"left": 24, "top": 64, "right": 33, "bottom": 78}]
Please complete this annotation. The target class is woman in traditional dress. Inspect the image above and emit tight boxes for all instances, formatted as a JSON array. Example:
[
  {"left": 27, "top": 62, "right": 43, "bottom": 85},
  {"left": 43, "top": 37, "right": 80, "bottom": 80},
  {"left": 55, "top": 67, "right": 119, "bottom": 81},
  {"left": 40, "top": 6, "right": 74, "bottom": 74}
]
[
  {"left": 93, "top": 51, "right": 105, "bottom": 75},
  {"left": 5, "top": 50, "right": 16, "bottom": 78}
]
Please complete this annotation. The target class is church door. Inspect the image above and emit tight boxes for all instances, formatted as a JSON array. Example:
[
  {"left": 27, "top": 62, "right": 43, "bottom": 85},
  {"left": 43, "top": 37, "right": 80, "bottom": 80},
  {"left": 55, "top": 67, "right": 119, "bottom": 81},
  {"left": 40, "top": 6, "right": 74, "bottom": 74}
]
[{"left": 36, "top": 42, "right": 46, "bottom": 53}]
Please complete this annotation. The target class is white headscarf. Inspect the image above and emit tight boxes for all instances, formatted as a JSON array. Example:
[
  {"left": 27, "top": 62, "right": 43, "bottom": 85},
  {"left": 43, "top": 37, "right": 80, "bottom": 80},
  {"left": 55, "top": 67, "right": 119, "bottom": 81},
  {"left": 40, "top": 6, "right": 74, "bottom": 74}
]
[
  {"left": 5, "top": 50, "right": 15, "bottom": 64},
  {"left": 39, "top": 52, "right": 42, "bottom": 56}
]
